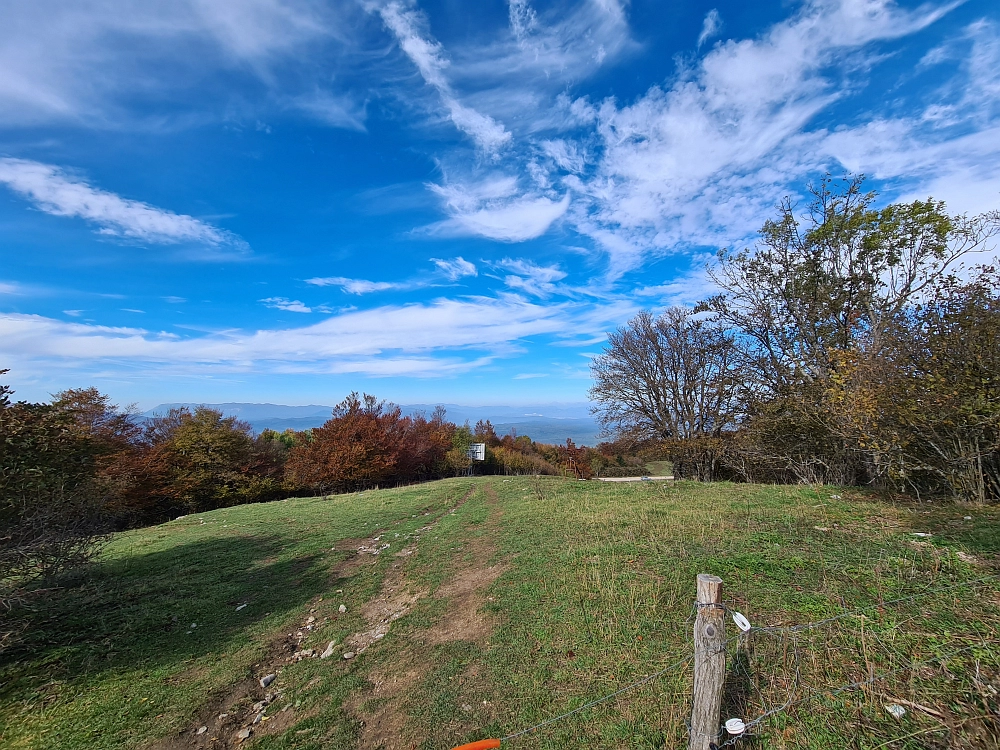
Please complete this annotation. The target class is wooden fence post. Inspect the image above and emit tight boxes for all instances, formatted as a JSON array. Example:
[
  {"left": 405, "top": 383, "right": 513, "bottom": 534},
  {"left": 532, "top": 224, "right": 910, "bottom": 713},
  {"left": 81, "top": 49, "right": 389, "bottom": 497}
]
[{"left": 689, "top": 574, "right": 725, "bottom": 750}]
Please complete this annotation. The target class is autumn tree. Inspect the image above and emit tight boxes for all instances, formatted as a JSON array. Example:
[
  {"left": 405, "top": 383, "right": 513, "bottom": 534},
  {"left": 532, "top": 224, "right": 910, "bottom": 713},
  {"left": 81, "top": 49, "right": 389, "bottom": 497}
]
[
  {"left": 474, "top": 419, "right": 500, "bottom": 447},
  {"left": 1, "top": 378, "right": 111, "bottom": 609},
  {"left": 396, "top": 408, "right": 453, "bottom": 481},
  {"left": 704, "top": 175, "right": 999, "bottom": 485},
  {"left": 122, "top": 406, "right": 287, "bottom": 519},
  {"left": 285, "top": 393, "right": 408, "bottom": 492},
  {"left": 826, "top": 268, "right": 1000, "bottom": 501},
  {"left": 557, "top": 439, "right": 593, "bottom": 479}
]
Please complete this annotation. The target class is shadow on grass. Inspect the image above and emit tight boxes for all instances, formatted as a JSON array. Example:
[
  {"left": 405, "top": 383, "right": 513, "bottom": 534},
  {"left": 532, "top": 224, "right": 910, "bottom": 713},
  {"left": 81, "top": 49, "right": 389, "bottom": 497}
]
[
  {"left": 0, "top": 534, "right": 326, "bottom": 702},
  {"left": 722, "top": 639, "right": 757, "bottom": 747}
]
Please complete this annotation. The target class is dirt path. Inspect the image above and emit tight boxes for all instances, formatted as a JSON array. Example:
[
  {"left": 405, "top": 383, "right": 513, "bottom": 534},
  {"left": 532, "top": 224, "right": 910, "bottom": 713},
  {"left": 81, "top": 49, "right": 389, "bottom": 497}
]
[
  {"left": 347, "top": 484, "right": 506, "bottom": 750},
  {"left": 144, "top": 622, "right": 313, "bottom": 750},
  {"left": 146, "top": 488, "right": 480, "bottom": 750}
]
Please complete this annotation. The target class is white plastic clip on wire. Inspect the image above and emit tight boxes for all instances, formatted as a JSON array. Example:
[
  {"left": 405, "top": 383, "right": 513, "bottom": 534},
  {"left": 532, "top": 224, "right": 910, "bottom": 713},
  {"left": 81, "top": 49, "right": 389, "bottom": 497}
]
[
  {"left": 725, "top": 718, "right": 747, "bottom": 735},
  {"left": 732, "top": 612, "right": 751, "bottom": 632}
]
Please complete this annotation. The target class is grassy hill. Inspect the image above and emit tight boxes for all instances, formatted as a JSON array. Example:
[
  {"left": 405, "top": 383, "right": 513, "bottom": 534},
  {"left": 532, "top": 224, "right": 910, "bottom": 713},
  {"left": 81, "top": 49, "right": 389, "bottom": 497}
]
[{"left": 1, "top": 478, "right": 998, "bottom": 749}]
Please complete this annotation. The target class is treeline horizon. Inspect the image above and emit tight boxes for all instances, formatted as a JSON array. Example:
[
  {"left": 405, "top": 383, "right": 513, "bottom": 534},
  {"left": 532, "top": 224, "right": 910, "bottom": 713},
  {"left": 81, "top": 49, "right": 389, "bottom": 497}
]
[
  {"left": 2, "top": 381, "right": 639, "bottom": 526},
  {"left": 4, "top": 382, "right": 650, "bottom": 605}
]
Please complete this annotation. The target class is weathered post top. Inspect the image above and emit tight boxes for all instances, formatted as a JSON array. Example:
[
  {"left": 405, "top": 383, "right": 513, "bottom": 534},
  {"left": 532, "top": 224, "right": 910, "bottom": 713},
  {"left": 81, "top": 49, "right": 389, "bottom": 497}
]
[{"left": 696, "top": 573, "right": 723, "bottom": 605}]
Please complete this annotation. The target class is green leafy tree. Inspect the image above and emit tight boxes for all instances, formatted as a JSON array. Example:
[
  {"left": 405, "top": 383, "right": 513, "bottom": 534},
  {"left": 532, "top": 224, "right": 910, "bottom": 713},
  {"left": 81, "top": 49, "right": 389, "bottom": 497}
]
[
  {"left": 704, "top": 175, "right": 999, "bottom": 485},
  {"left": 445, "top": 423, "right": 474, "bottom": 476},
  {"left": 706, "top": 175, "right": 997, "bottom": 393},
  {"left": 142, "top": 407, "right": 284, "bottom": 514}
]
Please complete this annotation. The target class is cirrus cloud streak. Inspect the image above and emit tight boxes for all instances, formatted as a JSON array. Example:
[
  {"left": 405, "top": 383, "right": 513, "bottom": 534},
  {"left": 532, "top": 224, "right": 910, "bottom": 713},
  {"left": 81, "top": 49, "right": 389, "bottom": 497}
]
[
  {"left": 0, "top": 158, "right": 247, "bottom": 250},
  {"left": 0, "top": 295, "right": 635, "bottom": 378}
]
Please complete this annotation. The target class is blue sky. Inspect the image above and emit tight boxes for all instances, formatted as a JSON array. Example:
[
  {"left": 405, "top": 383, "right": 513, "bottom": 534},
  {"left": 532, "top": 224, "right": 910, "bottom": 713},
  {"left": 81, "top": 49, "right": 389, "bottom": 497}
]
[{"left": 1, "top": 0, "right": 998, "bottom": 410}]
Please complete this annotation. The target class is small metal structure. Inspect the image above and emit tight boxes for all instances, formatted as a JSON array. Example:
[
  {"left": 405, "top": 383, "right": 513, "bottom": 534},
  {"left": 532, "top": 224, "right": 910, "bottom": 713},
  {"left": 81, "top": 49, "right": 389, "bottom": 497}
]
[{"left": 467, "top": 443, "right": 486, "bottom": 461}]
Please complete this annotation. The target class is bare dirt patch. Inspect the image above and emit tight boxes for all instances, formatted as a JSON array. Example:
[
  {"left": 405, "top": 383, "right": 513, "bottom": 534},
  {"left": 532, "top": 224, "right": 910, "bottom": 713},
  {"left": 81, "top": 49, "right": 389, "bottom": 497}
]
[
  {"left": 423, "top": 559, "right": 507, "bottom": 646},
  {"left": 425, "top": 485, "right": 505, "bottom": 645},
  {"left": 346, "top": 547, "right": 428, "bottom": 656},
  {"left": 330, "top": 536, "right": 382, "bottom": 580},
  {"left": 144, "top": 630, "right": 303, "bottom": 750},
  {"left": 348, "top": 484, "right": 508, "bottom": 749}
]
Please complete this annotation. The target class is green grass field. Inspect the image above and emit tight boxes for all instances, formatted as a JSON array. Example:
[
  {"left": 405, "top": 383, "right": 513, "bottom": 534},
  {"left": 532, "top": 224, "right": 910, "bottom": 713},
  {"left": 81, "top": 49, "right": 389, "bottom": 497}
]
[{"left": 1, "top": 478, "right": 998, "bottom": 749}]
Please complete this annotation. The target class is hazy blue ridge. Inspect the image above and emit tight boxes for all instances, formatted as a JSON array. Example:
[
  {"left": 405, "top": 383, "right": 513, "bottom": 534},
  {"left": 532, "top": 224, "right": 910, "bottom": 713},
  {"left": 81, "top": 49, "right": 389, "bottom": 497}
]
[{"left": 143, "top": 403, "right": 603, "bottom": 446}]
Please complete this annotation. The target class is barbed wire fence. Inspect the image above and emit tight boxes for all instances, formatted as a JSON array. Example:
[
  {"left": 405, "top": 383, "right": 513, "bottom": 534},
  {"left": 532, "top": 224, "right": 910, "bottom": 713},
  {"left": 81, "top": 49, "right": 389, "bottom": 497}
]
[
  {"left": 457, "top": 571, "right": 1000, "bottom": 750},
  {"left": 705, "top": 571, "right": 1000, "bottom": 749}
]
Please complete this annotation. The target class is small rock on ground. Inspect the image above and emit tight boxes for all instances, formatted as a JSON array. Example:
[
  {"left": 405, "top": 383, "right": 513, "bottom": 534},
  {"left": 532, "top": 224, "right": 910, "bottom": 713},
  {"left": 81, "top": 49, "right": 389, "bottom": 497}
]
[
  {"left": 260, "top": 673, "right": 276, "bottom": 688},
  {"left": 236, "top": 728, "right": 252, "bottom": 741},
  {"left": 338, "top": 604, "right": 347, "bottom": 613},
  {"left": 196, "top": 726, "right": 207, "bottom": 735},
  {"left": 342, "top": 651, "right": 355, "bottom": 660},
  {"left": 320, "top": 641, "right": 336, "bottom": 659}
]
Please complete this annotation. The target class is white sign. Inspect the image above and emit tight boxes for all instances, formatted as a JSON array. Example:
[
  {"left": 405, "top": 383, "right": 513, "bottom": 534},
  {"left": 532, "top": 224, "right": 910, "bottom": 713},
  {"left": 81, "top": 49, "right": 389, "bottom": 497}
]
[{"left": 467, "top": 443, "right": 486, "bottom": 461}]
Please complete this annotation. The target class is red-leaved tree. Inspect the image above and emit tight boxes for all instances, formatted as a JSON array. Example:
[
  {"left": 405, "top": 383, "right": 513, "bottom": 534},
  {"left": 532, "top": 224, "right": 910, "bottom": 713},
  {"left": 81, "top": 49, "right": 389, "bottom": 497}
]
[{"left": 286, "top": 393, "right": 408, "bottom": 492}]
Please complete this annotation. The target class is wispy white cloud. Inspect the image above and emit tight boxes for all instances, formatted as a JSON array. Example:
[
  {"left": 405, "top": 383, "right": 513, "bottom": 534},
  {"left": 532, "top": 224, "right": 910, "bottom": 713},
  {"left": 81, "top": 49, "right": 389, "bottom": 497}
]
[
  {"left": 0, "top": 281, "right": 24, "bottom": 295},
  {"left": 539, "top": 139, "right": 586, "bottom": 173},
  {"left": 288, "top": 89, "right": 368, "bottom": 131},
  {"left": 557, "top": 0, "right": 967, "bottom": 272},
  {"left": 697, "top": 9, "right": 722, "bottom": 48},
  {"left": 493, "top": 257, "right": 568, "bottom": 298},
  {"left": 822, "top": 122, "right": 1000, "bottom": 215},
  {"left": 0, "top": 295, "right": 623, "bottom": 377},
  {"left": 0, "top": 0, "right": 361, "bottom": 129},
  {"left": 374, "top": 0, "right": 511, "bottom": 153},
  {"left": 0, "top": 158, "right": 248, "bottom": 250},
  {"left": 305, "top": 276, "right": 405, "bottom": 294},
  {"left": 810, "top": 21, "right": 1000, "bottom": 218},
  {"left": 408, "top": 0, "right": 971, "bottom": 264},
  {"left": 508, "top": 0, "right": 538, "bottom": 45},
  {"left": 307, "top": 256, "right": 479, "bottom": 295},
  {"left": 430, "top": 256, "right": 477, "bottom": 280},
  {"left": 260, "top": 297, "right": 312, "bottom": 313},
  {"left": 428, "top": 177, "right": 569, "bottom": 241},
  {"left": 496, "top": 258, "right": 565, "bottom": 282},
  {"left": 448, "top": 194, "right": 569, "bottom": 242},
  {"left": 631, "top": 254, "right": 718, "bottom": 307},
  {"left": 453, "top": 0, "right": 633, "bottom": 99},
  {"left": 3, "top": 0, "right": 997, "bottom": 396},
  {"left": 63, "top": 309, "right": 84, "bottom": 317}
]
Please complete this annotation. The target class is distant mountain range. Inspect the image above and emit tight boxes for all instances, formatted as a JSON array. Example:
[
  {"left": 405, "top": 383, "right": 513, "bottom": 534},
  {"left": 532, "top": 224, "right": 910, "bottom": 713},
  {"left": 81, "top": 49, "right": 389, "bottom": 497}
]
[{"left": 143, "top": 402, "right": 604, "bottom": 446}]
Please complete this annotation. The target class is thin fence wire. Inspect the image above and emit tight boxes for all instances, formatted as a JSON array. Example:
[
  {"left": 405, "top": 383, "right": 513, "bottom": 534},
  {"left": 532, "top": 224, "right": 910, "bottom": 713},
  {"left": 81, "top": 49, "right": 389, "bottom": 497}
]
[
  {"left": 698, "top": 570, "right": 1000, "bottom": 657},
  {"left": 746, "top": 572, "right": 1000, "bottom": 635},
  {"left": 715, "top": 640, "right": 992, "bottom": 748},
  {"left": 492, "top": 571, "right": 1000, "bottom": 747},
  {"left": 500, "top": 652, "right": 695, "bottom": 742}
]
